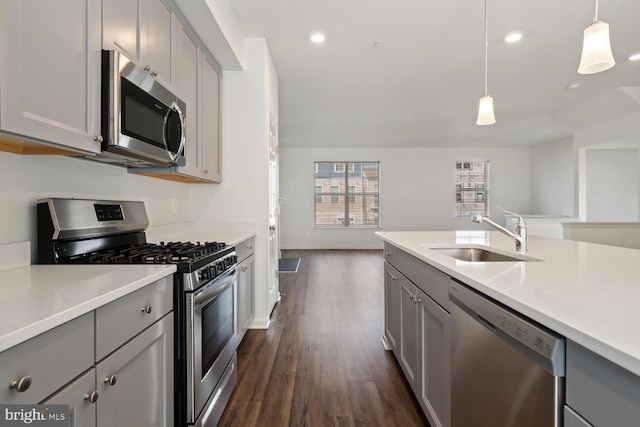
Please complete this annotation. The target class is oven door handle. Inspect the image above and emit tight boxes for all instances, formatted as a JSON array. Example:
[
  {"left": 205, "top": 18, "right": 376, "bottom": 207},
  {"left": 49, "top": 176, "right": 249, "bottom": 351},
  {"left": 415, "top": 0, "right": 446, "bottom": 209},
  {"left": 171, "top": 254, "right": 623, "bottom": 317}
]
[{"left": 194, "top": 270, "right": 237, "bottom": 307}]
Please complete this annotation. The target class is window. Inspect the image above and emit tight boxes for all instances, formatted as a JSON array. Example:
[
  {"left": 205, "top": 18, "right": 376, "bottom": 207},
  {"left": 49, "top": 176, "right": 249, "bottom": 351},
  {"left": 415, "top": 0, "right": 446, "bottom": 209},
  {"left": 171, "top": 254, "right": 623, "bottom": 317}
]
[
  {"left": 330, "top": 185, "right": 340, "bottom": 204},
  {"left": 455, "top": 160, "right": 489, "bottom": 218},
  {"left": 314, "top": 162, "right": 380, "bottom": 227}
]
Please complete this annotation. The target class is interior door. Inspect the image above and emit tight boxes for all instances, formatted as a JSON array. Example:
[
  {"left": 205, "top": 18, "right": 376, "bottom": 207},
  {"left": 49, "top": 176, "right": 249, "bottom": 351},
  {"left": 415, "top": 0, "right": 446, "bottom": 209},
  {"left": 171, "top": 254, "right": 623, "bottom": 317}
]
[{"left": 267, "top": 115, "right": 280, "bottom": 314}]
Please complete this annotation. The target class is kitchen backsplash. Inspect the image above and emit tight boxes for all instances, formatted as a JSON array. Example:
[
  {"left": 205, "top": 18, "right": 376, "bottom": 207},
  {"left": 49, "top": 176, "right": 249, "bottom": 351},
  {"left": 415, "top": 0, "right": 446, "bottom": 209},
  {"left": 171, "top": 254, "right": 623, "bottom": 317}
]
[{"left": 0, "top": 151, "right": 188, "bottom": 262}]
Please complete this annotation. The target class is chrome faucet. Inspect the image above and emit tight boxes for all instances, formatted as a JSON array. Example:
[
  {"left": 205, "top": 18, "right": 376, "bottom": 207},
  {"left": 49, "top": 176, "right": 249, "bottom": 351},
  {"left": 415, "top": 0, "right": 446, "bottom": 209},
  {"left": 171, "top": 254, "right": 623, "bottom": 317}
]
[{"left": 471, "top": 207, "right": 527, "bottom": 252}]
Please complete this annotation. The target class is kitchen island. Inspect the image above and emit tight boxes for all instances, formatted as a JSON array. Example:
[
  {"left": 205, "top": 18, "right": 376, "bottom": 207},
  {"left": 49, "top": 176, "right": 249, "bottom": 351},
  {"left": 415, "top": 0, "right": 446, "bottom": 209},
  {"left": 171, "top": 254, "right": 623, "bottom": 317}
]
[{"left": 378, "top": 230, "right": 640, "bottom": 427}]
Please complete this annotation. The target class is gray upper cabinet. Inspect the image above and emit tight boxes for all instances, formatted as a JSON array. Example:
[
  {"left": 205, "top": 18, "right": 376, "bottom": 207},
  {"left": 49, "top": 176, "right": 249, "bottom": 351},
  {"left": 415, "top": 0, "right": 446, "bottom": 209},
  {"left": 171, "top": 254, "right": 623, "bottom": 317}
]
[
  {"left": 130, "top": 15, "right": 222, "bottom": 183},
  {"left": 173, "top": 23, "right": 201, "bottom": 179},
  {"left": 103, "top": 0, "right": 175, "bottom": 89},
  {"left": 0, "top": 0, "right": 102, "bottom": 155},
  {"left": 200, "top": 53, "right": 222, "bottom": 182}
]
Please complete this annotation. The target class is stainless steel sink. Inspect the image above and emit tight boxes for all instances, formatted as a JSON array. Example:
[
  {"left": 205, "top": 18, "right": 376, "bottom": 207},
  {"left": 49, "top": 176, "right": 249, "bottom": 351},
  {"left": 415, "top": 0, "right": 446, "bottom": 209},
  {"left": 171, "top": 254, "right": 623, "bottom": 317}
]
[{"left": 431, "top": 247, "right": 529, "bottom": 262}]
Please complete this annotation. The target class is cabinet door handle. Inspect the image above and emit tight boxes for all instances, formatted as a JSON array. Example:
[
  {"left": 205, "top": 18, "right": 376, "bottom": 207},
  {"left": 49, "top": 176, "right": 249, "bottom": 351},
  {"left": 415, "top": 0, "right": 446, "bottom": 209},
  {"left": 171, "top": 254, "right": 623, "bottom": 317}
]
[
  {"left": 84, "top": 391, "right": 99, "bottom": 403},
  {"left": 247, "top": 246, "right": 253, "bottom": 250},
  {"left": 143, "top": 65, "right": 151, "bottom": 72},
  {"left": 9, "top": 375, "right": 31, "bottom": 392},
  {"left": 150, "top": 70, "right": 158, "bottom": 77},
  {"left": 93, "top": 135, "right": 103, "bottom": 143},
  {"left": 104, "top": 373, "right": 118, "bottom": 386},
  {"left": 385, "top": 251, "right": 392, "bottom": 256},
  {"left": 239, "top": 266, "right": 247, "bottom": 272},
  {"left": 141, "top": 305, "right": 153, "bottom": 314}
]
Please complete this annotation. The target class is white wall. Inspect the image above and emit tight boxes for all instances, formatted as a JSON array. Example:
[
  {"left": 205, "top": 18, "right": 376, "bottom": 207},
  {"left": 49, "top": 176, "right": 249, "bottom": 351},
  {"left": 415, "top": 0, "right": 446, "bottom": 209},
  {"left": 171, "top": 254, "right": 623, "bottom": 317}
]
[
  {"left": 530, "top": 137, "right": 574, "bottom": 216},
  {"left": 585, "top": 148, "right": 639, "bottom": 221},
  {"left": 0, "top": 151, "right": 188, "bottom": 261},
  {"left": 280, "top": 146, "right": 531, "bottom": 249},
  {"left": 189, "top": 38, "right": 277, "bottom": 327}
]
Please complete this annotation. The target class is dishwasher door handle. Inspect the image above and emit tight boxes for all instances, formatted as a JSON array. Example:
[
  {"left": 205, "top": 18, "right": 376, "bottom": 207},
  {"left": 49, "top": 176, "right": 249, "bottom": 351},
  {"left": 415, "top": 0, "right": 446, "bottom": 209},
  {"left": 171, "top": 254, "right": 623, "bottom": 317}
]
[{"left": 476, "top": 314, "right": 496, "bottom": 333}]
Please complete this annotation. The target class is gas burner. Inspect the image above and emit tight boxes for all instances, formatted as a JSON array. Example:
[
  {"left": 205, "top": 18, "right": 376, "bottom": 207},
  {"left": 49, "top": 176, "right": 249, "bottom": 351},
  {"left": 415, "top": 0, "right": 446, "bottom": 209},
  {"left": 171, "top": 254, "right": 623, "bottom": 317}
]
[{"left": 67, "top": 241, "right": 227, "bottom": 266}]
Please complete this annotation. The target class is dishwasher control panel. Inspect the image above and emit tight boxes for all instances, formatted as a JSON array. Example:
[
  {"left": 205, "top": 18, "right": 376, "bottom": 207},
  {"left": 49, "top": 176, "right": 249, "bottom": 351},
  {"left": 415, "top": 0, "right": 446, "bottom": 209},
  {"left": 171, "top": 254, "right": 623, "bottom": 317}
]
[{"left": 450, "top": 281, "right": 565, "bottom": 376}]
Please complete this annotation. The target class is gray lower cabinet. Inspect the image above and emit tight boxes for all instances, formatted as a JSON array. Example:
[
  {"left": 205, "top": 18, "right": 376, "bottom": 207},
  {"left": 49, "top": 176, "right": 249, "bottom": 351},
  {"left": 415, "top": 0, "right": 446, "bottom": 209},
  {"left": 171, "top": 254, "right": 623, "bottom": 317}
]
[
  {"left": 96, "top": 313, "right": 174, "bottom": 427},
  {"left": 42, "top": 369, "right": 97, "bottom": 427},
  {"left": 236, "top": 237, "right": 255, "bottom": 346},
  {"left": 0, "top": 313, "right": 94, "bottom": 405},
  {"left": 0, "top": 276, "right": 174, "bottom": 426},
  {"left": 383, "top": 263, "right": 401, "bottom": 354},
  {"left": 418, "top": 287, "right": 451, "bottom": 427},
  {"left": 566, "top": 340, "right": 640, "bottom": 427},
  {"left": 400, "top": 276, "right": 420, "bottom": 392},
  {"left": 564, "top": 406, "right": 593, "bottom": 427},
  {"left": 384, "top": 243, "right": 451, "bottom": 427}
]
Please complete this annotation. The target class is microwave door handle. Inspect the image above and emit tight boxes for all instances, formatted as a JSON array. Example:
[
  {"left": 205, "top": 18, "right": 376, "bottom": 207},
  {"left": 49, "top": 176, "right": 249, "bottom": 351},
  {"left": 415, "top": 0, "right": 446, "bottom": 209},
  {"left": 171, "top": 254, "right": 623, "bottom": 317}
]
[
  {"left": 194, "top": 271, "right": 237, "bottom": 308},
  {"left": 164, "top": 101, "right": 186, "bottom": 163}
]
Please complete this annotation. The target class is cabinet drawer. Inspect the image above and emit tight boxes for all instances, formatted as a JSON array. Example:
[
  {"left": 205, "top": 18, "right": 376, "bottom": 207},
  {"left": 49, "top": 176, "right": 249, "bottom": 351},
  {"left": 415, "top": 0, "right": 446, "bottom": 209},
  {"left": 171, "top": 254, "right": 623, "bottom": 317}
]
[
  {"left": 0, "top": 313, "right": 94, "bottom": 404},
  {"left": 43, "top": 368, "right": 97, "bottom": 427},
  {"left": 384, "top": 243, "right": 451, "bottom": 311},
  {"left": 566, "top": 340, "right": 640, "bottom": 427},
  {"left": 236, "top": 237, "right": 255, "bottom": 262},
  {"left": 96, "top": 276, "right": 173, "bottom": 361}
]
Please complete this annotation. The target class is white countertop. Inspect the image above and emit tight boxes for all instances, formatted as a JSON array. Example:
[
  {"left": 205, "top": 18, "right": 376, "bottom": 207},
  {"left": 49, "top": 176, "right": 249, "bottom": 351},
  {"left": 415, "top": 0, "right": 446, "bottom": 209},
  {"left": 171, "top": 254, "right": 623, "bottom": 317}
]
[
  {"left": 0, "top": 264, "right": 175, "bottom": 353},
  {"left": 147, "top": 230, "right": 255, "bottom": 248},
  {"left": 377, "top": 230, "right": 640, "bottom": 377}
]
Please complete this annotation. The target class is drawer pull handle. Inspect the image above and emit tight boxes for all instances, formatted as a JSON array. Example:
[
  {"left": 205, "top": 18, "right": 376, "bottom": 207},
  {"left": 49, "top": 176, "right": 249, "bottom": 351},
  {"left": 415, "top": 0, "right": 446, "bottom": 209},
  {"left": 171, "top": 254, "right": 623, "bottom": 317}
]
[
  {"left": 9, "top": 376, "right": 31, "bottom": 392},
  {"left": 84, "top": 391, "right": 99, "bottom": 403},
  {"left": 104, "top": 374, "right": 118, "bottom": 386},
  {"left": 141, "top": 305, "right": 153, "bottom": 314}
]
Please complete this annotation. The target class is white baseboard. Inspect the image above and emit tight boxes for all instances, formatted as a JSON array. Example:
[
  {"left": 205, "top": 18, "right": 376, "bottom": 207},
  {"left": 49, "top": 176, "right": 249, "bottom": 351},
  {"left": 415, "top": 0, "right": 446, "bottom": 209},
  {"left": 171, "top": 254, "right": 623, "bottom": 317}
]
[{"left": 246, "top": 317, "right": 270, "bottom": 329}]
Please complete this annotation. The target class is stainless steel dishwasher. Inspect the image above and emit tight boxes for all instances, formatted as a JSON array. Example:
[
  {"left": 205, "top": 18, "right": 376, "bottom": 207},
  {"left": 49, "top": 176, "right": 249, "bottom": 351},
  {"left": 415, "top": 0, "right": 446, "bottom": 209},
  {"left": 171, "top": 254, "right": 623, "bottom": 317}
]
[{"left": 449, "top": 281, "right": 565, "bottom": 427}]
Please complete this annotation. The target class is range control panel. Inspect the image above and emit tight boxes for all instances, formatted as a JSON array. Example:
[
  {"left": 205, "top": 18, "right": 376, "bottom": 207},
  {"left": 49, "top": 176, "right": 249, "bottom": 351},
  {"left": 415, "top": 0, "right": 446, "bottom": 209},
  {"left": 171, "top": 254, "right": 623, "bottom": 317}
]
[{"left": 94, "top": 204, "right": 125, "bottom": 222}]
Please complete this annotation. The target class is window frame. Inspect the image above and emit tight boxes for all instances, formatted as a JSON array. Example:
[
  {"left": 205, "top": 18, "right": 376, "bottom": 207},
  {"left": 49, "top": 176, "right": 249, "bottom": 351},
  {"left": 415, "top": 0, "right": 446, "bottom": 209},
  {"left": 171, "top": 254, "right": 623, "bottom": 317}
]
[{"left": 313, "top": 161, "right": 380, "bottom": 228}]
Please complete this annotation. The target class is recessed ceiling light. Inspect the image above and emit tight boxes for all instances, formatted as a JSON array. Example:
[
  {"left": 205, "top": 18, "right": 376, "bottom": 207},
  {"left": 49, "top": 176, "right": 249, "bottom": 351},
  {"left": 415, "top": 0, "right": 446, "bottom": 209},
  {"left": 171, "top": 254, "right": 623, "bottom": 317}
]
[
  {"left": 310, "top": 32, "right": 326, "bottom": 44},
  {"left": 629, "top": 52, "right": 640, "bottom": 61},
  {"left": 505, "top": 32, "right": 523, "bottom": 43},
  {"left": 566, "top": 83, "right": 581, "bottom": 90}
]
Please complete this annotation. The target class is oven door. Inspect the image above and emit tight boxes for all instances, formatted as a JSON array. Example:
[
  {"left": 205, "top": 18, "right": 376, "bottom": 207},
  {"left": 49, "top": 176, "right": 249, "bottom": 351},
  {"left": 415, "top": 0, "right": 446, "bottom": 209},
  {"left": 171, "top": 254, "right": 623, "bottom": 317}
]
[{"left": 186, "top": 268, "right": 237, "bottom": 424}]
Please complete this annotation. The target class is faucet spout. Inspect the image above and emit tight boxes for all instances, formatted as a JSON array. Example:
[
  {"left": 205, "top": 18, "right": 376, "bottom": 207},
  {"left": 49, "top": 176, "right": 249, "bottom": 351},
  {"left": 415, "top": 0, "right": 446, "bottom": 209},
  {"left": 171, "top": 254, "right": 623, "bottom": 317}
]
[{"left": 471, "top": 210, "right": 527, "bottom": 252}]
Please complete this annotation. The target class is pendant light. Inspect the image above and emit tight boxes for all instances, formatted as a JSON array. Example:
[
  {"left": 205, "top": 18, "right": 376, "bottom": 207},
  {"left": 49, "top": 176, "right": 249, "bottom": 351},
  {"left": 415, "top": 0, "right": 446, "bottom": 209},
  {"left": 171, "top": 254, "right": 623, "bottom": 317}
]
[
  {"left": 578, "top": 0, "right": 615, "bottom": 74},
  {"left": 476, "top": 0, "right": 496, "bottom": 126}
]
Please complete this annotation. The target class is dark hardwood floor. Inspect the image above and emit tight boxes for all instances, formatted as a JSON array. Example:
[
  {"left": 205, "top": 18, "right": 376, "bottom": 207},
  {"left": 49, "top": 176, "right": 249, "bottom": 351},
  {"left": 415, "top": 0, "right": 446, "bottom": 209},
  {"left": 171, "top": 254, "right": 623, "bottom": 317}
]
[{"left": 218, "top": 249, "right": 429, "bottom": 427}]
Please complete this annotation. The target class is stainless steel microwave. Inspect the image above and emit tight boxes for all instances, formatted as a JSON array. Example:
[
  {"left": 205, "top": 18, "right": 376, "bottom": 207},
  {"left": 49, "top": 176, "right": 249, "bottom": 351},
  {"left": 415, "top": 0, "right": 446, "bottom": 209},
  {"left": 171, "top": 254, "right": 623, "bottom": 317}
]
[{"left": 97, "top": 50, "right": 186, "bottom": 167}]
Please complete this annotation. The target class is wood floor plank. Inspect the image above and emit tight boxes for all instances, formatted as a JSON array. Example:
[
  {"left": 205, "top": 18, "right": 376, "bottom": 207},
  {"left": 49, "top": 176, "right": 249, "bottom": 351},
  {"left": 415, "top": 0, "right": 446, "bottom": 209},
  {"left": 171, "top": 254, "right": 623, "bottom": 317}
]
[{"left": 218, "top": 249, "right": 429, "bottom": 427}]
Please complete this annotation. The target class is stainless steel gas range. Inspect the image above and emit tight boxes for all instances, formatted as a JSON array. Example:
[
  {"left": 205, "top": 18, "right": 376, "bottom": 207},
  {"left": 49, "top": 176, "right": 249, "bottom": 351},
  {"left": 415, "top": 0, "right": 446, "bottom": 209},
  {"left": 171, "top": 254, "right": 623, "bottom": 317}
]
[{"left": 37, "top": 198, "right": 237, "bottom": 427}]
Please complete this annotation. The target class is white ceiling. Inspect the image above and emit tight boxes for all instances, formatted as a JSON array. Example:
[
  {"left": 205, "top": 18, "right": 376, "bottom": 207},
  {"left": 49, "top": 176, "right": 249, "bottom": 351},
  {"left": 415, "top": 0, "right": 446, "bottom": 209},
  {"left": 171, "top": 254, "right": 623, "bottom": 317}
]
[{"left": 230, "top": 0, "right": 640, "bottom": 148}]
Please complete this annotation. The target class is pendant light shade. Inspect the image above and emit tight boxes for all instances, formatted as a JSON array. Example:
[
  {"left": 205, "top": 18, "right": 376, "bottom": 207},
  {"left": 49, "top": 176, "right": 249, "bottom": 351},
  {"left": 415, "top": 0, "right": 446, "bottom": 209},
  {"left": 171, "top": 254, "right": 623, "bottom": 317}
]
[
  {"left": 476, "top": 0, "right": 496, "bottom": 126},
  {"left": 578, "top": 0, "right": 615, "bottom": 74},
  {"left": 476, "top": 95, "right": 496, "bottom": 125}
]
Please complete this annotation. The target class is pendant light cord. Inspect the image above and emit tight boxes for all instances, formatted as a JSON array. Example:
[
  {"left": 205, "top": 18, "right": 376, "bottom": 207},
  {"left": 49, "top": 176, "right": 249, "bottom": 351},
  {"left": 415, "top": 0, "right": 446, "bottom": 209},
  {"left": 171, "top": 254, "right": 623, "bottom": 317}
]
[
  {"left": 483, "top": 0, "right": 488, "bottom": 96},
  {"left": 593, "top": 0, "right": 599, "bottom": 23}
]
